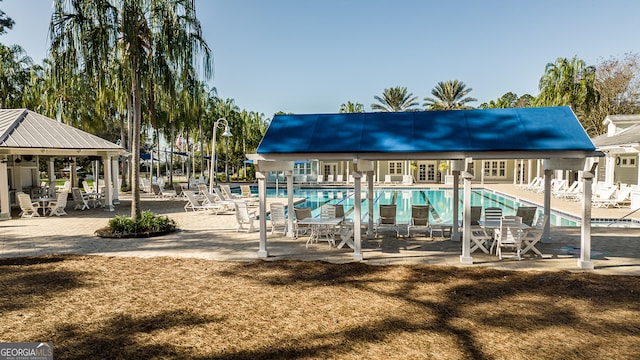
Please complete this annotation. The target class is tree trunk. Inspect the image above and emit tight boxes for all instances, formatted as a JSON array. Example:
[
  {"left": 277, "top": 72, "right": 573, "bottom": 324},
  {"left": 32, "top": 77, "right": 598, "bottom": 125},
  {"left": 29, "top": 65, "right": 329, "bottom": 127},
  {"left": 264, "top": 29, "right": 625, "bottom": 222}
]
[{"left": 130, "top": 69, "right": 142, "bottom": 221}]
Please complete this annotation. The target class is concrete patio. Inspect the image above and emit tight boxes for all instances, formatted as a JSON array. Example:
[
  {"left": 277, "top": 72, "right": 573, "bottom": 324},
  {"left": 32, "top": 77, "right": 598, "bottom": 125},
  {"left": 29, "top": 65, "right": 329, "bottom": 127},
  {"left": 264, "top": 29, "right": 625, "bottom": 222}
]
[{"left": 1, "top": 184, "right": 640, "bottom": 276}]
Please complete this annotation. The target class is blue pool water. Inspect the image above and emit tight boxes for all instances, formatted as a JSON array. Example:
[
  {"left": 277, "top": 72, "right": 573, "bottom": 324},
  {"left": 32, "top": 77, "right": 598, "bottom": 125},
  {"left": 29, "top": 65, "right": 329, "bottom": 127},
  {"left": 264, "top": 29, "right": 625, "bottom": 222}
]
[{"left": 250, "top": 187, "right": 640, "bottom": 227}]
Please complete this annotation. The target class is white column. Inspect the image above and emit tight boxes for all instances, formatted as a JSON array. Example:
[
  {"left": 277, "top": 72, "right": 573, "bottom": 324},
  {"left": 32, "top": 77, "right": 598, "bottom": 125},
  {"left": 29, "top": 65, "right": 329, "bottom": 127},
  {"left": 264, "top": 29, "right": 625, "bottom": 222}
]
[
  {"left": 112, "top": 157, "right": 120, "bottom": 204},
  {"left": 579, "top": 170, "right": 595, "bottom": 270},
  {"left": 0, "top": 161, "right": 9, "bottom": 219},
  {"left": 48, "top": 158, "right": 56, "bottom": 197},
  {"left": 543, "top": 169, "right": 552, "bottom": 242},
  {"left": 103, "top": 156, "right": 114, "bottom": 211},
  {"left": 605, "top": 153, "right": 615, "bottom": 186},
  {"left": 451, "top": 169, "right": 460, "bottom": 241},
  {"left": 353, "top": 171, "right": 363, "bottom": 261},
  {"left": 286, "top": 170, "right": 294, "bottom": 238},
  {"left": 513, "top": 160, "right": 517, "bottom": 185},
  {"left": 460, "top": 169, "right": 473, "bottom": 264},
  {"left": 527, "top": 159, "right": 532, "bottom": 185},
  {"left": 367, "top": 170, "right": 374, "bottom": 238},
  {"left": 257, "top": 171, "right": 268, "bottom": 258},
  {"left": 480, "top": 160, "right": 485, "bottom": 184}
]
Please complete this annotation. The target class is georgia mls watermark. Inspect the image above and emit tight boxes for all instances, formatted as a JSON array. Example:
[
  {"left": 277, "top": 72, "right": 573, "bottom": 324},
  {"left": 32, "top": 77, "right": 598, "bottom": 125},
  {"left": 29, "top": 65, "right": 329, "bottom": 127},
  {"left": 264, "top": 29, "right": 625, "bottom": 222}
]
[{"left": 0, "top": 343, "right": 53, "bottom": 360}]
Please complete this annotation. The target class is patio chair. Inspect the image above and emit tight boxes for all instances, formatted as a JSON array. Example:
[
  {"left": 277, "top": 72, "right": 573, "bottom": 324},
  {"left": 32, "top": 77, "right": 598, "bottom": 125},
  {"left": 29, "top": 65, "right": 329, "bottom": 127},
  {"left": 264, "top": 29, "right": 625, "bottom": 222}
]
[
  {"left": 46, "top": 192, "right": 68, "bottom": 216},
  {"left": 495, "top": 216, "right": 524, "bottom": 260},
  {"left": 521, "top": 214, "right": 547, "bottom": 257},
  {"left": 293, "top": 207, "right": 313, "bottom": 238},
  {"left": 17, "top": 193, "right": 41, "bottom": 218},
  {"left": 408, "top": 205, "right": 431, "bottom": 237},
  {"left": 469, "top": 206, "right": 482, "bottom": 226},
  {"left": 269, "top": 203, "right": 287, "bottom": 235},
  {"left": 515, "top": 206, "right": 537, "bottom": 226},
  {"left": 183, "top": 191, "right": 224, "bottom": 213},
  {"left": 234, "top": 201, "right": 257, "bottom": 232},
  {"left": 319, "top": 204, "right": 339, "bottom": 244},
  {"left": 483, "top": 207, "right": 502, "bottom": 237},
  {"left": 374, "top": 204, "right": 398, "bottom": 237},
  {"left": 82, "top": 180, "right": 96, "bottom": 194},
  {"left": 71, "top": 187, "right": 90, "bottom": 210}
]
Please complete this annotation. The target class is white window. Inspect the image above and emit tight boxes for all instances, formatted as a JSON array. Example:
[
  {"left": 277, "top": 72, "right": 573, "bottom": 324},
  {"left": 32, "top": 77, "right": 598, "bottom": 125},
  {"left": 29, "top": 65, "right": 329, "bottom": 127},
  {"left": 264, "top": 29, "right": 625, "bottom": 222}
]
[
  {"left": 483, "top": 161, "right": 506, "bottom": 178},
  {"left": 388, "top": 161, "right": 403, "bottom": 174},
  {"left": 620, "top": 156, "right": 636, "bottom": 168},
  {"left": 294, "top": 162, "right": 312, "bottom": 175}
]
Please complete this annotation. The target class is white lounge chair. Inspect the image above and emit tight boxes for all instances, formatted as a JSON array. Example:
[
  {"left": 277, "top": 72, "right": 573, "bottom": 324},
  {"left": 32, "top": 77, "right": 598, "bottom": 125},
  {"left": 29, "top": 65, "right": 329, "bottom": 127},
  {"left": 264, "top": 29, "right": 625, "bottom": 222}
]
[
  {"left": 593, "top": 186, "right": 633, "bottom": 208},
  {"left": 202, "top": 191, "right": 235, "bottom": 212},
  {"left": 316, "top": 174, "right": 324, "bottom": 184},
  {"left": 183, "top": 191, "right": 224, "bottom": 213}
]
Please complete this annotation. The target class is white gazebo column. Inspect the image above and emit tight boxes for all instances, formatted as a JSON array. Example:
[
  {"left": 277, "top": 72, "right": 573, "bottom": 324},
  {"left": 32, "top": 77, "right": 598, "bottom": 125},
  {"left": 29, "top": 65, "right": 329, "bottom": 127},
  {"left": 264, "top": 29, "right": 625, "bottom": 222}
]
[
  {"left": 579, "top": 167, "right": 595, "bottom": 270},
  {"left": 460, "top": 165, "right": 473, "bottom": 264},
  {"left": 480, "top": 160, "right": 485, "bottom": 184},
  {"left": 352, "top": 170, "right": 363, "bottom": 261},
  {"left": 367, "top": 170, "right": 374, "bottom": 239},
  {"left": 0, "top": 160, "right": 9, "bottom": 220},
  {"left": 286, "top": 169, "right": 294, "bottom": 238},
  {"left": 48, "top": 158, "right": 56, "bottom": 197},
  {"left": 450, "top": 160, "right": 465, "bottom": 242},
  {"left": 542, "top": 169, "right": 552, "bottom": 242},
  {"left": 605, "top": 153, "right": 615, "bottom": 186},
  {"left": 112, "top": 157, "right": 120, "bottom": 204},
  {"left": 103, "top": 156, "right": 114, "bottom": 211},
  {"left": 256, "top": 171, "right": 268, "bottom": 258}
]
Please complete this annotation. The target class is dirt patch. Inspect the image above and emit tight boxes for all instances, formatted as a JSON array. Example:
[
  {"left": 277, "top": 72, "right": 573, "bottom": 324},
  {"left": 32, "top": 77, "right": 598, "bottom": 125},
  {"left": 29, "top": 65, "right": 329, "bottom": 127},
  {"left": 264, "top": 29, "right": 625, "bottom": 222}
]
[{"left": 1, "top": 255, "right": 639, "bottom": 359}]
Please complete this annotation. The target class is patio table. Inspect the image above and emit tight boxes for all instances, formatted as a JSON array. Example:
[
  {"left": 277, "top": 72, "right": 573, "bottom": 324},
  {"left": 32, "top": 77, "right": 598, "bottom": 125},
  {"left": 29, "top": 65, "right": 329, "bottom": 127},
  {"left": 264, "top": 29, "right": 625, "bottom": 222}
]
[
  {"left": 36, "top": 197, "right": 55, "bottom": 216},
  {"left": 297, "top": 217, "right": 342, "bottom": 248}
]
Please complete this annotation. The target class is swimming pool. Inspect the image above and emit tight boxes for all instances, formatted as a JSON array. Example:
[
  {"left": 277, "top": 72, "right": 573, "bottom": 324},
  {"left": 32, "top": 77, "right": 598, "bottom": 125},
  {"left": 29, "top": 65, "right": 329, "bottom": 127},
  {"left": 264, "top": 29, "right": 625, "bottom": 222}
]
[{"left": 261, "top": 187, "right": 640, "bottom": 227}]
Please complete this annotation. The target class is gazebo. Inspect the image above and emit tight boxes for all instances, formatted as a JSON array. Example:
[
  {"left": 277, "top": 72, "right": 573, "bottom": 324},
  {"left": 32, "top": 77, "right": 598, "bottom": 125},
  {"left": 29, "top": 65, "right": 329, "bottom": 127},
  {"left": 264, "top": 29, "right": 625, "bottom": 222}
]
[
  {"left": 248, "top": 106, "right": 600, "bottom": 270},
  {"left": 0, "top": 109, "right": 127, "bottom": 219}
]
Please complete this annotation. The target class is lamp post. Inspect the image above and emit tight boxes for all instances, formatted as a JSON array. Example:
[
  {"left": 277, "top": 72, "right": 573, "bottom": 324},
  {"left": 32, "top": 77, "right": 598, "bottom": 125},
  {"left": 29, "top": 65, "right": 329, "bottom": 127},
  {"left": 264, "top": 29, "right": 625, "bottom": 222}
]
[{"left": 209, "top": 118, "right": 232, "bottom": 192}]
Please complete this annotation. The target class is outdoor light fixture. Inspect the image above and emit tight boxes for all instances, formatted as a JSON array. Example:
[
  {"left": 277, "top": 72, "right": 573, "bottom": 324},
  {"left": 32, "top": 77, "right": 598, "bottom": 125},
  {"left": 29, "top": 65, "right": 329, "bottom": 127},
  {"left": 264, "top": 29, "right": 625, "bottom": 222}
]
[{"left": 209, "top": 118, "right": 232, "bottom": 191}]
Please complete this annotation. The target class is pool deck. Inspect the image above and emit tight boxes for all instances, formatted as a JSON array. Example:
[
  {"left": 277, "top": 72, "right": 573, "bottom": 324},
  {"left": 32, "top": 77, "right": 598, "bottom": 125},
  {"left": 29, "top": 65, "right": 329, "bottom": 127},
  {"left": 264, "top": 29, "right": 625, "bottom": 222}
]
[{"left": 2, "top": 183, "right": 640, "bottom": 276}]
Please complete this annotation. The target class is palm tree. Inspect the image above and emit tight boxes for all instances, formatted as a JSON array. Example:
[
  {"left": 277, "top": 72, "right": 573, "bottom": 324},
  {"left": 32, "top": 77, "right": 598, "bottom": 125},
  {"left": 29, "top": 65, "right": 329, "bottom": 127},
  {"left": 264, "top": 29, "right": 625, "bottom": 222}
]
[
  {"left": 339, "top": 101, "right": 365, "bottom": 113},
  {"left": 424, "top": 80, "right": 477, "bottom": 110},
  {"left": 371, "top": 86, "right": 419, "bottom": 112},
  {"left": 50, "top": 0, "right": 212, "bottom": 220}
]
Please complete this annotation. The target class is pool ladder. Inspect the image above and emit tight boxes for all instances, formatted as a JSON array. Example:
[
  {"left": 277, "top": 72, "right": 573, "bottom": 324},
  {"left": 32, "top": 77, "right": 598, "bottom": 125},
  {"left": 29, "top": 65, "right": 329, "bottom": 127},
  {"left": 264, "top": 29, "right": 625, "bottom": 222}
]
[{"left": 607, "top": 207, "right": 640, "bottom": 227}]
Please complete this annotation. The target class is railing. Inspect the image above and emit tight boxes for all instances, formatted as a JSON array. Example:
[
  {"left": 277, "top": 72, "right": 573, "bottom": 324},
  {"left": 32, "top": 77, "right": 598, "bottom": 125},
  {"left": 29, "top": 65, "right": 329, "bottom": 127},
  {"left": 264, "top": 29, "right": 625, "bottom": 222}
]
[{"left": 607, "top": 207, "right": 640, "bottom": 227}]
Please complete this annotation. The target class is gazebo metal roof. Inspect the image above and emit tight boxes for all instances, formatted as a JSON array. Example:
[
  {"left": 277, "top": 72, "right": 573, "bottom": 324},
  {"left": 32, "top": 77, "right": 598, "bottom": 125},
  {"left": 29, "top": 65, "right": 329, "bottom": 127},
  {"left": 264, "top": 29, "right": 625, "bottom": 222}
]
[
  {"left": 256, "top": 106, "right": 596, "bottom": 161},
  {"left": 0, "top": 109, "right": 126, "bottom": 156}
]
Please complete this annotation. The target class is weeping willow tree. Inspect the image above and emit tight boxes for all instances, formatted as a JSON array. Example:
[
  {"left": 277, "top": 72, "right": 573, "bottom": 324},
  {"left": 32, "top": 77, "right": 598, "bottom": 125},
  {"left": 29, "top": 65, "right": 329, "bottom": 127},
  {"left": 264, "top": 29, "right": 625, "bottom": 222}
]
[{"left": 49, "top": 0, "right": 212, "bottom": 220}]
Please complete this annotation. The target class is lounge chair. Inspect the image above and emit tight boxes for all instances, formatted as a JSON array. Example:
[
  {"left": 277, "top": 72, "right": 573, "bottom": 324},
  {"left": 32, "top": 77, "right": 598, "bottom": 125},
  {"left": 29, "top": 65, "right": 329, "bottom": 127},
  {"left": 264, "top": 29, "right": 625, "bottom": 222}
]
[
  {"left": 201, "top": 191, "right": 235, "bottom": 212},
  {"left": 316, "top": 174, "right": 324, "bottom": 184},
  {"left": 17, "top": 193, "right": 41, "bottom": 218},
  {"left": 326, "top": 174, "right": 334, "bottom": 184},
  {"left": 335, "top": 174, "right": 344, "bottom": 184},
  {"left": 183, "top": 190, "right": 224, "bottom": 213},
  {"left": 269, "top": 203, "right": 287, "bottom": 235},
  {"left": 374, "top": 204, "right": 398, "bottom": 237},
  {"left": 220, "top": 184, "right": 242, "bottom": 200},
  {"left": 46, "top": 192, "right": 68, "bottom": 216},
  {"left": 234, "top": 201, "right": 257, "bottom": 232},
  {"left": 593, "top": 186, "right": 633, "bottom": 208},
  {"left": 408, "top": 205, "right": 431, "bottom": 237}
]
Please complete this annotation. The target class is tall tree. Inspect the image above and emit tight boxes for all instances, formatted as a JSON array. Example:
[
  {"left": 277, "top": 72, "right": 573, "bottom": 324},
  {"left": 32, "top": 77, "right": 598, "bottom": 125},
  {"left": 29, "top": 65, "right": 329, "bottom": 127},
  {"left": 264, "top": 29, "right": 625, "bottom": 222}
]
[
  {"left": 0, "top": 1, "right": 14, "bottom": 35},
  {"left": 424, "top": 80, "right": 477, "bottom": 110},
  {"left": 479, "top": 92, "right": 533, "bottom": 109},
  {"left": 371, "top": 86, "right": 419, "bottom": 112},
  {"left": 50, "top": 0, "right": 212, "bottom": 220},
  {"left": 0, "top": 44, "right": 33, "bottom": 108},
  {"left": 339, "top": 101, "right": 365, "bottom": 113}
]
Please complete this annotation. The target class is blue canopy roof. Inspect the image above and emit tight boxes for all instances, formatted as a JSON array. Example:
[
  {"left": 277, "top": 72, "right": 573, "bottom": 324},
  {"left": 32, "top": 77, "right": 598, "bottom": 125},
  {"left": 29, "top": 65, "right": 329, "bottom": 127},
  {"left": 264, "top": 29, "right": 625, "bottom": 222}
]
[{"left": 256, "top": 106, "right": 595, "bottom": 160}]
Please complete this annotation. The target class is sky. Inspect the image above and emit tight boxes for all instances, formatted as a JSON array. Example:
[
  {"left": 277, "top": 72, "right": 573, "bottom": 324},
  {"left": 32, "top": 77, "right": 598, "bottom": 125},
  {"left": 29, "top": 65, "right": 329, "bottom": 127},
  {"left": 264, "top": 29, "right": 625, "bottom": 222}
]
[{"left": 1, "top": 0, "right": 639, "bottom": 118}]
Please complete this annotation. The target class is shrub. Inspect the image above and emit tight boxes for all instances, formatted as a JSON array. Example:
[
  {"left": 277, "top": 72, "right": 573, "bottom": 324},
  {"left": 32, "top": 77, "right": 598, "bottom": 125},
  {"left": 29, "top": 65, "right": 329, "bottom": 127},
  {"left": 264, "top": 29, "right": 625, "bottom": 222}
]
[{"left": 104, "top": 211, "right": 177, "bottom": 237}]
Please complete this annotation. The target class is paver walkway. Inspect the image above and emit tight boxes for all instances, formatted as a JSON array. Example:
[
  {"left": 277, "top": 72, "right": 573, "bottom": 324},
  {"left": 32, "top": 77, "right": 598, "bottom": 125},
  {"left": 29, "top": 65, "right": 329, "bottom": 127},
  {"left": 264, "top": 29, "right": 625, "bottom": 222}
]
[{"left": 2, "top": 185, "right": 640, "bottom": 276}]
